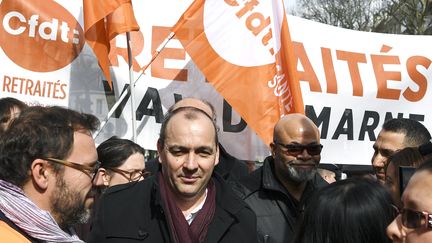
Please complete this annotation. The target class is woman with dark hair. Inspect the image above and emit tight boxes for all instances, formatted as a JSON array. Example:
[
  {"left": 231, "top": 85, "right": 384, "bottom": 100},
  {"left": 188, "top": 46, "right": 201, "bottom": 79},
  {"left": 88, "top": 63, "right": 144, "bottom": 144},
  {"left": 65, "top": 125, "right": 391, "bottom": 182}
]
[
  {"left": 294, "top": 178, "right": 394, "bottom": 243},
  {"left": 95, "top": 136, "right": 148, "bottom": 187},
  {"left": 76, "top": 136, "right": 148, "bottom": 240},
  {"left": 0, "top": 97, "right": 28, "bottom": 134}
]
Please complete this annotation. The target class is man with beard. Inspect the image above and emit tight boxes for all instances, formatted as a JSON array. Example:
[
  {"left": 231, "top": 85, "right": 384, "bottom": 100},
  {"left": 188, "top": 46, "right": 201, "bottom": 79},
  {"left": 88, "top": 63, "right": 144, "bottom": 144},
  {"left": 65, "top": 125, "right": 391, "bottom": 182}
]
[
  {"left": 233, "top": 113, "right": 327, "bottom": 243},
  {"left": 88, "top": 107, "right": 258, "bottom": 243},
  {"left": 0, "top": 106, "right": 100, "bottom": 242}
]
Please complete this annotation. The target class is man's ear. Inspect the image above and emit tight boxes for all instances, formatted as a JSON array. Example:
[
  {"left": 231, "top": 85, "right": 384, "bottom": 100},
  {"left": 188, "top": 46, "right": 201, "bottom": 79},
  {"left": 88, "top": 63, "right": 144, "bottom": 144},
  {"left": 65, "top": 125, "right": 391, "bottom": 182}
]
[
  {"left": 270, "top": 142, "right": 276, "bottom": 157},
  {"left": 30, "top": 159, "right": 51, "bottom": 190},
  {"left": 156, "top": 139, "right": 163, "bottom": 164},
  {"left": 214, "top": 146, "right": 220, "bottom": 166}
]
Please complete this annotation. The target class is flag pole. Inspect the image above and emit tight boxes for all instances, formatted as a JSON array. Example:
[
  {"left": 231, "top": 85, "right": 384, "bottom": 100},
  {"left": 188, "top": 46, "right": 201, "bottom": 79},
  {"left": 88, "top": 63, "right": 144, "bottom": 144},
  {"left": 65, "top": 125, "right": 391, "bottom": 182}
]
[
  {"left": 134, "top": 31, "right": 175, "bottom": 85},
  {"left": 126, "top": 32, "right": 137, "bottom": 142},
  {"left": 93, "top": 32, "right": 176, "bottom": 140},
  {"left": 93, "top": 85, "right": 130, "bottom": 139}
]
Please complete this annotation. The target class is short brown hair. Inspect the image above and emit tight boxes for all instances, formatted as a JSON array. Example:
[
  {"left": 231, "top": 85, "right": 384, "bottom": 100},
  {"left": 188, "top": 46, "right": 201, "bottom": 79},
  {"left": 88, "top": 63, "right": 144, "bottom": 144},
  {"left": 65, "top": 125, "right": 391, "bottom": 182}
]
[{"left": 0, "top": 106, "right": 99, "bottom": 187}]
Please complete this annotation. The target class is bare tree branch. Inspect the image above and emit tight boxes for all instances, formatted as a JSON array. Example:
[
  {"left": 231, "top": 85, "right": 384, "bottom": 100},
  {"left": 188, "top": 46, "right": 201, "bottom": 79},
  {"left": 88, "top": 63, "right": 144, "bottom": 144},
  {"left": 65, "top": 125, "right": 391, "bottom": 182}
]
[{"left": 295, "top": 0, "right": 432, "bottom": 35}]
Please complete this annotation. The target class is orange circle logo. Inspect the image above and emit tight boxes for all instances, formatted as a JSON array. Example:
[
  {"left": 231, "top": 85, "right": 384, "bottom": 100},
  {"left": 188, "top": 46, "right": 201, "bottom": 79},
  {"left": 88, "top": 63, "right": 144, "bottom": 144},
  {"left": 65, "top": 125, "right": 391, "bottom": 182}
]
[{"left": 0, "top": 0, "right": 84, "bottom": 72}]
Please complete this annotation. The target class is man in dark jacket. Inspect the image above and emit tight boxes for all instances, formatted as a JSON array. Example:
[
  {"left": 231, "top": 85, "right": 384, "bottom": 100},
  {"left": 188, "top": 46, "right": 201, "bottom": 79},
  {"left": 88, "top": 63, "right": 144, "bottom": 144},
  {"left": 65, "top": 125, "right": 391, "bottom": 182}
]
[
  {"left": 234, "top": 113, "right": 328, "bottom": 243},
  {"left": 88, "top": 106, "right": 258, "bottom": 243},
  {"left": 146, "top": 97, "right": 249, "bottom": 182}
]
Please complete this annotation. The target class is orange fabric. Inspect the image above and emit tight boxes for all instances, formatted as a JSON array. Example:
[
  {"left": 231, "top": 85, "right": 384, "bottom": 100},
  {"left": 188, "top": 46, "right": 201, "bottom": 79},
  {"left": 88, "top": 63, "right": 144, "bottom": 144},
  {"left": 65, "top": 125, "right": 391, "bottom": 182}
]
[
  {"left": 83, "top": 0, "right": 140, "bottom": 89},
  {"left": 0, "top": 0, "right": 85, "bottom": 72},
  {"left": 171, "top": 0, "right": 304, "bottom": 146},
  {"left": 0, "top": 221, "right": 31, "bottom": 243}
]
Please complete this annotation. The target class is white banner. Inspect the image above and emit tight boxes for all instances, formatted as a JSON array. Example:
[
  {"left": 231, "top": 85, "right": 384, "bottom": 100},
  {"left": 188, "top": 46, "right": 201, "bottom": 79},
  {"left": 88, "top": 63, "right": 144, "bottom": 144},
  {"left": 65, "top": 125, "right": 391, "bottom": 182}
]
[{"left": 0, "top": 0, "right": 431, "bottom": 165}]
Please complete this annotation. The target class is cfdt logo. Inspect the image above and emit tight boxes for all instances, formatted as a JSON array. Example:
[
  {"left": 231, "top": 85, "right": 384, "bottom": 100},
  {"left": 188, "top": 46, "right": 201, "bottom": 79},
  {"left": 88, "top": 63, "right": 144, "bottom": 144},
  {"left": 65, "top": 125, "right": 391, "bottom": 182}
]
[
  {"left": 204, "top": 0, "right": 282, "bottom": 67},
  {"left": 0, "top": 0, "right": 84, "bottom": 72}
]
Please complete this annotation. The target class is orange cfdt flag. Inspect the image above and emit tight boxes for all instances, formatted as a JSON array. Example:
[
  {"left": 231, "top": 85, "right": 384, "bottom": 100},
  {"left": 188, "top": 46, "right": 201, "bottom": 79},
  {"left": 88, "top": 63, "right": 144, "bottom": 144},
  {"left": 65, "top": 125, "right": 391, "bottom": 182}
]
[
  {"left": 171, "top": 0, "right": 304, "bottom": 146},
  {"left": 83, "top": 0, "right": 140, "bottom": 89}
]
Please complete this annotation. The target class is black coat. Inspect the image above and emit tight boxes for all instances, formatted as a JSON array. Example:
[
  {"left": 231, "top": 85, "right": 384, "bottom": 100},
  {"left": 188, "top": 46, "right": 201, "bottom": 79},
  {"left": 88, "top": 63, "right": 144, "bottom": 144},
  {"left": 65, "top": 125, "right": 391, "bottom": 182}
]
[
  {"left": 88, "top": 173, "right": 259, "bottom": 243},
  {"left": 145, "top": 144, "right": 249, "bottom": 182},
  {"left": 233, "top": 156, "right": 328, "bottom": 243}
]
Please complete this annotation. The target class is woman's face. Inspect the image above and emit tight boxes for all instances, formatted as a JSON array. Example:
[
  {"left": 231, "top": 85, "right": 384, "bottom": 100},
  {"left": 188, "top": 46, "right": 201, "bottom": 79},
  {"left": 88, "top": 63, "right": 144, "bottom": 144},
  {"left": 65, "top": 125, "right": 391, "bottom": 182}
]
[
  {"left": 387, "top": 170, "right": 432, "bottom": 243},
  {"left": 105, "top": 152, "right": 145, "bottom": 187}
]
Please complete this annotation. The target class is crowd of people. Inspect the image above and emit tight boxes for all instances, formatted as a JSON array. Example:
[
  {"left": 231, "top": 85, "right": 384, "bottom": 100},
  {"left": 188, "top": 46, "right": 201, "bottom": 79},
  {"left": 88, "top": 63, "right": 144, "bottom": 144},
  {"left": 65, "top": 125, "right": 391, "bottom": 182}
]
[{"left": 1, "top": 96, "right": 432, "bottom": 243}]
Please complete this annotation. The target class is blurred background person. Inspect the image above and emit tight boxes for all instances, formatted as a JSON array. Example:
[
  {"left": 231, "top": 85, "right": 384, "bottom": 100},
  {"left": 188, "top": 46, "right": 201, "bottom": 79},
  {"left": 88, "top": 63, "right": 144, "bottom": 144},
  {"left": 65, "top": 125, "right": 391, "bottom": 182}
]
[
  {"left": 317, "top": 163, "right": 341, "bottom": 183},
  {"left": 317, "top": 168, "right": 336, "bottom": 184},
  {"left": 294, "top": 178, "right": 394, "bottom": 243},
  {"left": 95, "top": 136, "right": 147, "bottom": 188},
  {"left": 0, "top": 97, "right": 27, "bottom": 134}
]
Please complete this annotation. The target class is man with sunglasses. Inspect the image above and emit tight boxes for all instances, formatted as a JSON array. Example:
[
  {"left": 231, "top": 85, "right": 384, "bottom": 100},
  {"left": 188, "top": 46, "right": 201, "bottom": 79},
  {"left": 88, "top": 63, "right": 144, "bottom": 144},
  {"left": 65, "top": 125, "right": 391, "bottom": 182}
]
[
  {"left": 233, "top": 113, "right": 327, "bottom": 243},
  {"left": 0, "top": 106, "right": 100, "bottom": 242},
  {"left": 387, "top": 158, "right": 432, "bottom": 242}
]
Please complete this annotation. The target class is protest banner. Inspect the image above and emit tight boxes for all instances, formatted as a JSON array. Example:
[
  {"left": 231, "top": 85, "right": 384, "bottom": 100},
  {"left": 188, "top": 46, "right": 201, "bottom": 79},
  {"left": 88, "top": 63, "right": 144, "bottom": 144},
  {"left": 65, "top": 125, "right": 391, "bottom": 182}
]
[{"left": 1, "top": 0, "right": 431, "bottom": 165}]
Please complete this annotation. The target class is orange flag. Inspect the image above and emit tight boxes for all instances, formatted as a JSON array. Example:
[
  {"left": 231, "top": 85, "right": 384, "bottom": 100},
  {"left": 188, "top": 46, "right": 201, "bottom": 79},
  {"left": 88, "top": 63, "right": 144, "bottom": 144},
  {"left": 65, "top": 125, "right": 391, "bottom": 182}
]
[
  {"left": 171, "top": 0, "right": 304, "bottom": 146},
  {"left": 83, "top": 0, "right": 140, "bottom": 89}
]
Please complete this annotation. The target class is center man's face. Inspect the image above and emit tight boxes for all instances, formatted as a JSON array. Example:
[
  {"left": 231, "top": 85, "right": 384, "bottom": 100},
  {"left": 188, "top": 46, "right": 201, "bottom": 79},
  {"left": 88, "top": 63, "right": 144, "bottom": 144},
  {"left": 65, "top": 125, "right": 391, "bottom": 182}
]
[
  {"left": 50, "top": 131, "right": 98, "bottom": 228},
  {"left": 158, "top": 113, "right": 219, "bottom": 202}
]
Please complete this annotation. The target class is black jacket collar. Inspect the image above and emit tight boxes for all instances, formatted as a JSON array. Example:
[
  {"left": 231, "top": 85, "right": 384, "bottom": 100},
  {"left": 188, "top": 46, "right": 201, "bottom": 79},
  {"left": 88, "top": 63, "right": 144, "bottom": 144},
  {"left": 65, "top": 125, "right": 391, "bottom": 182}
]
[{"left": 242, "top": 156, "right": 327, "bottom": 201}]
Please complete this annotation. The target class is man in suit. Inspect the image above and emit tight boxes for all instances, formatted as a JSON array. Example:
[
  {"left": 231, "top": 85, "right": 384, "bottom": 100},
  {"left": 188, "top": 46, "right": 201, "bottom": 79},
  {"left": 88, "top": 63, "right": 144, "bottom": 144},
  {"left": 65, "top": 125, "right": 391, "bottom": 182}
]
[{"left": 88, "top": 106, "right": 258, "bottom": 243}]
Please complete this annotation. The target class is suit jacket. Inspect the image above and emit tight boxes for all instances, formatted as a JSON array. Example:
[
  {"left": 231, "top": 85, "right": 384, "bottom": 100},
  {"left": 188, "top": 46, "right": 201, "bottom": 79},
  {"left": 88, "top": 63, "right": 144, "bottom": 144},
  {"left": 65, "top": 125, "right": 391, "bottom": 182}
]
[{"left": 88, "top": 173, "right": 259, "bottom": 243}]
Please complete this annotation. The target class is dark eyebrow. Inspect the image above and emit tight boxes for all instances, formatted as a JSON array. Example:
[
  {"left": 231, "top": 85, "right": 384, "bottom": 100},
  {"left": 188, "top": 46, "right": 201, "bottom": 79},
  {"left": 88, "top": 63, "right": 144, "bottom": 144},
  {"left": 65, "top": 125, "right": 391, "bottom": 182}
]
[
  {"left": 282, "top": 142, "right": 319, "bottom": 145},
  {"left": 167, "top": 145, "right": 187, "bottom": 150},
  {"left": 167, "top": 145, "right": 215, "bottom": 153},
  {"left": 195, "top": 146, "right": 215, "bottom": 152},
  {"left": 380, "top": 148, "right": 395, "bottom": 153}
]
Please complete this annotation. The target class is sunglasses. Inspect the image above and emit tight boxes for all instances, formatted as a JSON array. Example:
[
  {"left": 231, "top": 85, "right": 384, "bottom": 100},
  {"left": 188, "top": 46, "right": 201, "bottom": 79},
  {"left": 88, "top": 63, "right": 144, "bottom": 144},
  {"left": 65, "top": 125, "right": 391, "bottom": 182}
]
[
  {"left": 393, "top": 206, "right": 432, "bottom": 229},
  {"left": 274, "top": 142, "right": 323, "bottom": 156},
  {"left": 106, "top": 167, "right": 150, "bottom": 182}
]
